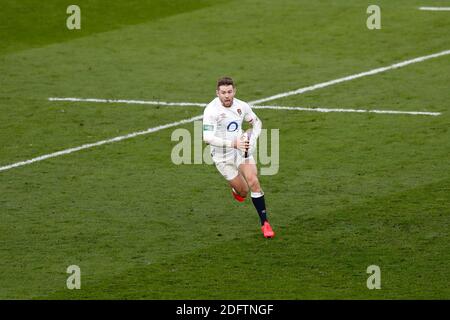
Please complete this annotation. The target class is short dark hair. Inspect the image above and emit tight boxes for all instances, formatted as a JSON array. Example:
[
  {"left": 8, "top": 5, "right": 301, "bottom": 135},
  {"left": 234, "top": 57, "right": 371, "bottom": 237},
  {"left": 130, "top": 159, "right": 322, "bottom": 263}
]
[{"left": 216, "top": 76, "right": 235, "bottom": 89}]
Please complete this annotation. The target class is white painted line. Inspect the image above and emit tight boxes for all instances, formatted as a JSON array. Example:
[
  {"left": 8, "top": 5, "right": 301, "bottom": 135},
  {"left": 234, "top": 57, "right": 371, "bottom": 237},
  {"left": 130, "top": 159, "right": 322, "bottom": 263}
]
[
  {"left": 48, "top": 97, "right": 206, "bottom": 107},
  {"left": 419, "top": 7, "right": 450, "bottom": 11},
  {"left": 51, "top": 97, "right": 441, "bottom": 116},
  {"left": 253, "top": 105, "right": 441, "bottom": 116},
  {"left": 2, "top": 49, "right": 449, "bottom": 173},
  {"left": 250, "top": 49, "right": 450, "bottom": 105},
  {"left": 0, "top": 114, "right": 203, "bottom": 173},
  {"left": 48, "top": 98, "right": 442, "bottom": 116}
]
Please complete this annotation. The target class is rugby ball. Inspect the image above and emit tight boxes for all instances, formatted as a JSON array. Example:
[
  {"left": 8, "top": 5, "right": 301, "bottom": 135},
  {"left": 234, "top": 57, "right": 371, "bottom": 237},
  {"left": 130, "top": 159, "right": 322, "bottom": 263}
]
[{"left": 240, "top": 129, "right": 254, "bottom": 158}]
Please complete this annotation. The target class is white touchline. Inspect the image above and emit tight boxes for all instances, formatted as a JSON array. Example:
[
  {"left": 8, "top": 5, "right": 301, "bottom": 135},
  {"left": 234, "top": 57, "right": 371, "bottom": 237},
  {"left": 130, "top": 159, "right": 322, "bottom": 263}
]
[
  {"left": 419, "top": 7, "right": 450, "bottom": 11},
  {"left": 48, "top": 97, "right": 441, "bottom": 116},
  {"left": 252, "top": 105, "right": 441, "bottom": 116},
  {"left": 250, "top": 49, "right": 450, "bottom": 105},
  {"left": 48, "top": 97, "right": 207, "bottom": 107},
  {"left": 1, "top": 49, "right": 448, "bottom": 172},
  {"left": 0, "top": 115, "right": 203, "bottom": 173}
]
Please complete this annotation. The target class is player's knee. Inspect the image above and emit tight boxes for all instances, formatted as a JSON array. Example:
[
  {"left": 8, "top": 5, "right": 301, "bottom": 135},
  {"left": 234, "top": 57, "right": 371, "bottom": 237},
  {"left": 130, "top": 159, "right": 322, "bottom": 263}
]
[{"left": 247, "top": 175, "right": 260, "bottom": 191}]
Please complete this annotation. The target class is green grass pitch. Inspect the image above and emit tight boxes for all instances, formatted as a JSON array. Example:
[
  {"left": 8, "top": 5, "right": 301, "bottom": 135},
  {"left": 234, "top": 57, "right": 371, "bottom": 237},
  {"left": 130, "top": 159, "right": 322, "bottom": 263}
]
[{"left": 0, "top": 0, "right": 449, "bottom": 299}]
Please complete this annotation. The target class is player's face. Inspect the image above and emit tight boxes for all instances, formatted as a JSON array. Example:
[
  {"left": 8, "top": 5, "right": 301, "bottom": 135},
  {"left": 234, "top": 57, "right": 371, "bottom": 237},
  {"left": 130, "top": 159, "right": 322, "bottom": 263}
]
[{"left": 216, "top": 85, "right": 236, "bottom": 108}]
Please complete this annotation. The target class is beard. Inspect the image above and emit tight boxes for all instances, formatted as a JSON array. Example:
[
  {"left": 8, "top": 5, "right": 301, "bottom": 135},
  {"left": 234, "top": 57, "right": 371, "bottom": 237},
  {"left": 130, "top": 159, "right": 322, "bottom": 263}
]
[{"left": 221, "top": 98, "right": 233, "bottom": 107}]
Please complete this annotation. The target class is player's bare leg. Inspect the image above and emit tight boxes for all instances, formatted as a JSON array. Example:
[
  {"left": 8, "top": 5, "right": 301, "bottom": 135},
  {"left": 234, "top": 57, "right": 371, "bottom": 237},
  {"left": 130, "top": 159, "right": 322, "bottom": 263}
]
[
  {"left": 239, "top": 161, "right": 275, "bottom": 238},
  {"left": 239, "top": 161, "right": 261, "bottom": 193},
  {"left": 228, "top": 173, "right": 249, "bottom": 202}
]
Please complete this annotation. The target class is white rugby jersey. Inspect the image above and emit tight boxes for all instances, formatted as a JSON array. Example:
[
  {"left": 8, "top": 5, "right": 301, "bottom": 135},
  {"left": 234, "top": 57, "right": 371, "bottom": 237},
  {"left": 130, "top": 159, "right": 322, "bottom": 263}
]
[{"left": 202, "top": 97, "right": 261, "bottom": 162}]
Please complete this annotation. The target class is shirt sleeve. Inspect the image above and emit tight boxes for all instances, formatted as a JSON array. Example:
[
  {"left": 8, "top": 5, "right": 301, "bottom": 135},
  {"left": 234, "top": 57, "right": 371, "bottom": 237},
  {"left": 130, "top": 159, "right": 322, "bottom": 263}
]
[
  {"left": 202, "top": 107, "right": 233, "bottom": 148},
  {"left": 244, "top": 103, "right": 262, "bottom": 139}
]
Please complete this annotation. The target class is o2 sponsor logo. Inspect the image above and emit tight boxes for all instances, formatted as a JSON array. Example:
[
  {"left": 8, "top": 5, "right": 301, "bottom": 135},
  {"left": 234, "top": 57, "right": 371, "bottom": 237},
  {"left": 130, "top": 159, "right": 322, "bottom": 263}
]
[{"left": 227, "top": 121, "right": 239, "bottom": 132}]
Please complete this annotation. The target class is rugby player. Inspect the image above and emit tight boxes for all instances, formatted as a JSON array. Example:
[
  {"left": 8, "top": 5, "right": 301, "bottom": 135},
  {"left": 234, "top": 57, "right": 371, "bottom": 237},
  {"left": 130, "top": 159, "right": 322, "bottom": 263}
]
[{"left": 202, "top": 77, "right": 275, "bottom": 238}]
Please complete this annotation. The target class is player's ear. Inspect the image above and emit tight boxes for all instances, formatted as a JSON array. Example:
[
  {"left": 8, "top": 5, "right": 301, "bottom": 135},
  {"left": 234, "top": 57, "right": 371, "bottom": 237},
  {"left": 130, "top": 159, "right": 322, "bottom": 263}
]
[{"left": 216, "top": 89, "right": 219, "bottom": 97}]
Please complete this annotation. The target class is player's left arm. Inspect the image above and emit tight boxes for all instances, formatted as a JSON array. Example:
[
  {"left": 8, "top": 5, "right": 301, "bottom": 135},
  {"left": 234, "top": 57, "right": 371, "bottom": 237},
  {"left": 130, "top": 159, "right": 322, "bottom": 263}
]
[{"left": 244, "top": 104, "right": 262, "bottom": 142}]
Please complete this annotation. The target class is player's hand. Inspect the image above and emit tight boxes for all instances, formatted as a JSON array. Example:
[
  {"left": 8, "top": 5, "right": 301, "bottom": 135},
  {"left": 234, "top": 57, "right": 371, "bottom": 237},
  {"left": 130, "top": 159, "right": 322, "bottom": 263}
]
[{"left": 233, "top": 136, "right": 250, "bottom": 152}]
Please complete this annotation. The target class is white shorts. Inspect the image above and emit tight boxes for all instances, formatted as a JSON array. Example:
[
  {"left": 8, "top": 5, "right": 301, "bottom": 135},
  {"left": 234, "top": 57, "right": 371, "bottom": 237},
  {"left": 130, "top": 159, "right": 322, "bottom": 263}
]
[{"left": 214, "top": 151, "right": 255, "bottom": 181}]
